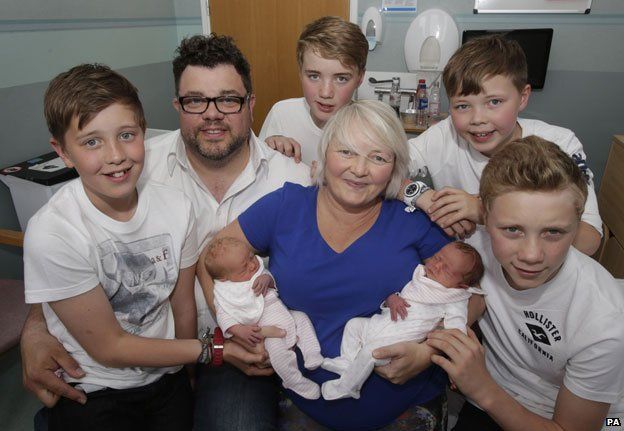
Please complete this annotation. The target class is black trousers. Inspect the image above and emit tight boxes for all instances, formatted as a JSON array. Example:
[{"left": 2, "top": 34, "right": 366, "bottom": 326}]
[
  {"left": 452, "top": 401, "right": 502, "bottom": 431},
  {"left": 48, "top": 368, "right": 193, "bottom": 431}
]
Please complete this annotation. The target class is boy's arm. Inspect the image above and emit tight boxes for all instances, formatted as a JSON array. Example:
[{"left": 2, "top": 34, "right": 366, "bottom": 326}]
[
  {"left": 170, "top": 264, "right": 197, "bottom": 339},
  {"left": 426, "top": 328, "right": 609, "bottom": 431},
  {"left": 50, "top": 284, "right": 203, "bottom": 368},
  {"left": 573, "top": 221, "right": 601, "bottom": 256},
  {"left": 20, "top": 304, "right": 87, "bottom": 406},
  {"left": 400, "top": 179, "right": 477, "bottom": 239},
  {"left": 426, "top": 188, "right": 484, "bottom": 226}
]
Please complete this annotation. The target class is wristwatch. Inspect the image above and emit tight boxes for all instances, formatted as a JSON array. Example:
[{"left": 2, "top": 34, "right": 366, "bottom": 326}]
[
  {"left": 211, "top": 327, "right": 224, "bottom": 366},
  {"left": 402, "top": 181, "right": 431, "bottom": 213}
]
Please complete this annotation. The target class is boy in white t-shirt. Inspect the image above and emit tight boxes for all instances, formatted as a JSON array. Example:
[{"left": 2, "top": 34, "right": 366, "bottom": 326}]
[
  {"left": 259, "top": 16, "right": 367, "bottom": 165},
  {"left": 427, "top": 136, "right": 624, "bottom": 431},
  {"left": 24, "top": 64, "right": 219, "bottom": 430},
  {"left": 206, "top": 237, "right": 323, "bottom": 400},
  {"left": 402, "top": 34, "right": 602, "bottom": 256}
]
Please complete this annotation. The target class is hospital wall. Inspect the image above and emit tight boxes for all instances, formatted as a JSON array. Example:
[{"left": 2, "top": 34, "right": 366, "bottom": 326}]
[
  {"left": 0, "top": 0, "right": 202, "bottom": 278},
  {"left": 360, "top": 0, "right": 624, "bottom": 185},
  {"left": 2, "top": 0, "right": 624, "bottom": 278}
]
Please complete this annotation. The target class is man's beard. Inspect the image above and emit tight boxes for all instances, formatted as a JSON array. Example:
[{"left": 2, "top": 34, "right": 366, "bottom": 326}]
[{"left": 183, "top": 122, "right": 249, "bottom": 162}]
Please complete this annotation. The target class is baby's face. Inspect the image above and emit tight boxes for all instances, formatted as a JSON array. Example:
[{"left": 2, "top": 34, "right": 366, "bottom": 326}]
[
  {"left": 220, "top": 244, "right": 260, "bottom": 282},
  {"left": 424, "top": 243, "right": 472, "bottom": 288}
]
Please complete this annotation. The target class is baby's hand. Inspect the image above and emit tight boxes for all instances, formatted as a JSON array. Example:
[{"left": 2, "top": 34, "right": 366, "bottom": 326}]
[
  {"left": 264, "top": 135, "right": 302, "bottom": 163},
  {"left": 228, "top": 324, "right": 263, "bottom": 347},
  {"left": 385, "top": 294, "right": 410, "bottom": 321},
  {"left": 252, "top": 274, "right": 274, "bottom": 296}
]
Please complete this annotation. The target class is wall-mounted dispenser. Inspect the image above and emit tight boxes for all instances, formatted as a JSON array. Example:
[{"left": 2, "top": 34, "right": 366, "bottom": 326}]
[
  {"left": 361, "top": 7, "right": 383, "bottom": 51},
  {"left": 404, "top": 9, "right": 459, "bottom": 72}
]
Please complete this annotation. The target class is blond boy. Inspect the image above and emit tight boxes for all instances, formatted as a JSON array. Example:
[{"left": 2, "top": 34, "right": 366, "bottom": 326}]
[
  {"left": 24, "top": 64, "right": 217, "bottom": 430},
  {"left": 427, "top": 136, "right": 624, "bottom": 431},
  {"left": 403, "top": 34, "right": 602, "bottom": 255},
  {"left": 259, "top": 16, "right": 367, "bottom": 164}
]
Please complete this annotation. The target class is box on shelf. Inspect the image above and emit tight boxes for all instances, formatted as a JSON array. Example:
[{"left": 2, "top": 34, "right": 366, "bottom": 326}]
[{"left": 0, "top": 151, "right": 77, "bottom": 230}]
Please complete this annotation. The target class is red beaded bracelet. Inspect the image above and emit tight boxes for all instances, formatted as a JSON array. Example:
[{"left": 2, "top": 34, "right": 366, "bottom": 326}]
[{"left": 212, "top": 327, "right": 224, "bottom": 366}]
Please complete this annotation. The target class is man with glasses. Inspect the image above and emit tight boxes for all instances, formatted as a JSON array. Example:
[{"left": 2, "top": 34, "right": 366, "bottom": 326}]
[{"left": 21, "top": 34, "right": 310, "bottom": 431}]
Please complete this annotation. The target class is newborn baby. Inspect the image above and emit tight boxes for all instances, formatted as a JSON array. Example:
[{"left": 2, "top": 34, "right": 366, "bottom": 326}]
[
  {"left": 322, "top": 241, "right": 484, "bottom": 400},
  {"left": 206, "top": 237, "right": 324, "bottom": 399}
]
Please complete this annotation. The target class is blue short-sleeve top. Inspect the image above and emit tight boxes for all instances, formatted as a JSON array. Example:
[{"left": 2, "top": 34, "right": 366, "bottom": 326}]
[{"left": 239, "top": 183, "right": 450, "bottom": 430}]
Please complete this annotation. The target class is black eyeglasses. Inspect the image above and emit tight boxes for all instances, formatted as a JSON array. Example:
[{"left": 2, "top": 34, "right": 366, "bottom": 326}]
[{"left": 177, "top": 94, "right": 249, "bottom": 114}]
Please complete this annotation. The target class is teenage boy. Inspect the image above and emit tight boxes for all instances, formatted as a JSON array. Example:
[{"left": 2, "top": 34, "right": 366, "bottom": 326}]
[
  {"left": 259, "top": 15, "right": 368, "bottom": 165},
  {"left": 21, "top": 35, "right": 310, "bottom": 431},
  {"left": 427, "top": 136, "right": 624, "bottom": 431},
  {"left": 25, "top": 63, "right": 206, "bottom": 430},
  {"left": 403, "top": 34, "right": 602, "bottom": 255}
]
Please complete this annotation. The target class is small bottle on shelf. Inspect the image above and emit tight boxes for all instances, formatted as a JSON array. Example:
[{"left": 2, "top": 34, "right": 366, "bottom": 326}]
[
  {"left": 429, "top": 80, "right": 444, "bottom": 126},
  {"left": 415, "top": 79, "right": 428, "bottom": 127},
  {"left": 389, "top": 77, "right": 401, "bottom": 116}
]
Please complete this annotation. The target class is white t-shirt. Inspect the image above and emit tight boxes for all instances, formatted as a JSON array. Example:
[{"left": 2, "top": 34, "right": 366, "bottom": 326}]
[
  {"left": 24, "top": 180, "right": 199, "bottom": 390},
  {"left": 408, "top": 117, "right": 603, "bottom": 252},
  {"left": 139, "top": 130, "right": 311, "bottom": 333},
  {"left": 259, "top": 97, "right": 324, "bottom": 166},
  {"left": 477, "top": 239, "right": 624, "bottom": 419}
]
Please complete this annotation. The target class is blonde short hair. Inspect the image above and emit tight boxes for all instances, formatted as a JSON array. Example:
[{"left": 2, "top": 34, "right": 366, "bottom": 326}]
[
  {"left": 314, "top": 100, "right": 409, "bottom": 199},
  {"left": 296, "top": 16, "right": 368, "bottom": 73},
  {"left": 480, "top": 135, "right": 588, "bottom": 220}
]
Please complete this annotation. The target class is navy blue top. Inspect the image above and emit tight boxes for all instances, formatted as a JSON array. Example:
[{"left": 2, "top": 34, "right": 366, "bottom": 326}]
[{"left": 239, "top": 183, "right": 450, "bottom": 430}]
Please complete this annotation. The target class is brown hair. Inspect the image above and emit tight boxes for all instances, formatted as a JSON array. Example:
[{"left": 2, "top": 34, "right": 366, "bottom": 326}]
[
  {"left": 204, "top": 237, "right": 247, "bottom": 280},
  {"left": 443, "top": 34, "right": 528, "bottom": 97},
  {"left": 296, "top": 16, "right": 368, "bottom": 73},
  {"left": 173, "top": 34, "right": 252, "bottom": 95},
  {"left": 44, "top": 63, "right": 146, "bottom": 145},
  {"left": 453, "top": 242, "right": 484, "bottom": 286},
  {"left": 480, "top": 135, "right": 588, "bottom": 220}
]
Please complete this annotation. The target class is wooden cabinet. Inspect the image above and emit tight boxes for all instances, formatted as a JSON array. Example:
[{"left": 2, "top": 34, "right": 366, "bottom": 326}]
[{"left": 596, "top": 135, "right": 624, "bottom": 277}]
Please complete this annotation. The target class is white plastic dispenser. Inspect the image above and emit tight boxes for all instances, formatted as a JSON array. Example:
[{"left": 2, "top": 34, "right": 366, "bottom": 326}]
[
  {"left": 361, "top": 7, "right": 383, "bottom": 51},
  {"left": 404, "top": 9, "right": 459, "bottom": 72}
]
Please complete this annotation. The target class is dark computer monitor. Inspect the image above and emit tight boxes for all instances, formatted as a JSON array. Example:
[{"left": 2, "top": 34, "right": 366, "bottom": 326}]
[{"left": 461, "top": 28, "right": 554, "bottom": 89}]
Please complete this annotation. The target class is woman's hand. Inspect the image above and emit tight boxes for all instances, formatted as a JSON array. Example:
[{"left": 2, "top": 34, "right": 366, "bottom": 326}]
[
  {"left": 426, "top": 327, "right": 496, "bottom": 403},
  {"left": 372, "top": 340, "right": 435, "bottom": 384}
]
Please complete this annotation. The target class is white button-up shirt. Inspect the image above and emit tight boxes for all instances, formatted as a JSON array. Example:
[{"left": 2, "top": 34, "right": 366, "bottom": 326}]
[{"left": 139, "top": 129, "right": 311, "bottom": 331}]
